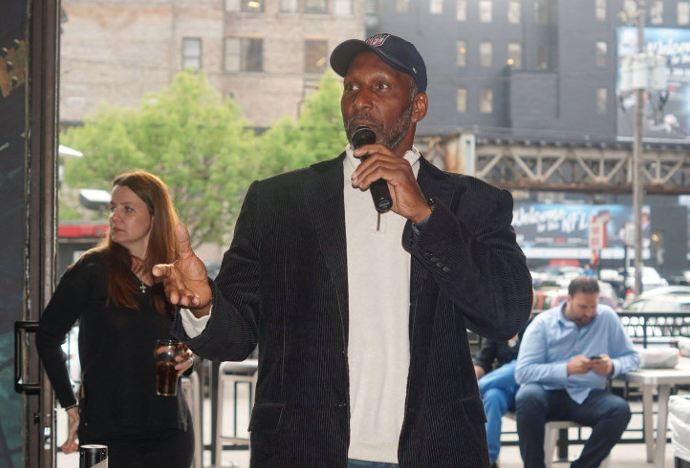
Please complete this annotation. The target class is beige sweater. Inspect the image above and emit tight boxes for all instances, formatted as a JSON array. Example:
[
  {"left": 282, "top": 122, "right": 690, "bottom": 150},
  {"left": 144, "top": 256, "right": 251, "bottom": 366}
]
[{"left": 344, "top": 146, "right": 420, "bottom": 463}]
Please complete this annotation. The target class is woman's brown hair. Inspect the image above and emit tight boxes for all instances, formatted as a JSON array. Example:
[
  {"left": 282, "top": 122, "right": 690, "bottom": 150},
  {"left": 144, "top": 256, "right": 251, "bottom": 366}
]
[{"left": 93, "top": 170, "right": 179, "bottom": 316}]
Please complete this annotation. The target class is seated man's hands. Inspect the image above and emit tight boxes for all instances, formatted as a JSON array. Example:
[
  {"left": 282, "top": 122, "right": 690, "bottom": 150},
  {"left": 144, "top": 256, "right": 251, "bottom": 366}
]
[
  {"left": 590, "top": 354, "right": 613, "bottom": 376},
  {"left": 567, "top": 355, "right": 593, "bottom": 375},
  {"left": 152, "top": 223, "right": 212, "bottom": 316},
  {"left": 567, "top": 354, "right": 614, "bottom": 376}
]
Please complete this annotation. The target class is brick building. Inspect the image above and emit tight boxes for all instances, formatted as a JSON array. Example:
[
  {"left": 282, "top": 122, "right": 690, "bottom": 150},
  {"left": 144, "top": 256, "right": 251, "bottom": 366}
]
[{"left": 59, "top": 0, "right": 364, "bottom": 128}]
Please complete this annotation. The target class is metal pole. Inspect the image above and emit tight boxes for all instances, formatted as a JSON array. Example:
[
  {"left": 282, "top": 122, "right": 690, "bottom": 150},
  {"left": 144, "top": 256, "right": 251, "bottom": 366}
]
[{"left": 633, "top": 0, "right": 645, "bottom": 297}]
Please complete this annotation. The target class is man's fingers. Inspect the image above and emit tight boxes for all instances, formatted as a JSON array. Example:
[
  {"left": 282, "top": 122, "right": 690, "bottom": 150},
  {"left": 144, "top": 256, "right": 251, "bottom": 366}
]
[
  {"left": 174, "top": 223, "right": 193, "bottom": 257},
  {"left": 152, "top": 263, "right": 173, "bottom": 279}
]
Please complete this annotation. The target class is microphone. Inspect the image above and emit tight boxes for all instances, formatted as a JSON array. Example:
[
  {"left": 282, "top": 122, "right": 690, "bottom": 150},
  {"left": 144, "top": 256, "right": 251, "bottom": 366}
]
[{"left": 351, "top": 126, "right": 393, "bottom": 213}]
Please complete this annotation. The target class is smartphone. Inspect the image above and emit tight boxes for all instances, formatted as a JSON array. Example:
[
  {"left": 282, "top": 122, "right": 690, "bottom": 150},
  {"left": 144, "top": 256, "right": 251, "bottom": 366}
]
[{"left": 589, "top": 355, "right": 601, "bottom": 360}]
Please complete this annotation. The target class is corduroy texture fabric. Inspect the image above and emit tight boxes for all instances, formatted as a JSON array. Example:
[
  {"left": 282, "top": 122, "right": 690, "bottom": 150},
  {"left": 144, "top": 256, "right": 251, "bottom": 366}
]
[{"left": 172, "top": 154, "right": 533, "bottom": 468}]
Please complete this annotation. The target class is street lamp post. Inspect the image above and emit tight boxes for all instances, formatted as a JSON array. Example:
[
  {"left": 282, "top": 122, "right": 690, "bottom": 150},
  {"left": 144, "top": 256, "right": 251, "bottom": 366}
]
[{"left": 633, "top": 0, "right": 645, "bottom": 297}]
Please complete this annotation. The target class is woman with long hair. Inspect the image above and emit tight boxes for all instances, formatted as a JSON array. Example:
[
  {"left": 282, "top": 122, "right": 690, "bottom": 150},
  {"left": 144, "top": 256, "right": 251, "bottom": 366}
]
[{"left": 37, "top": 170, "right": 195, "bottom": 468}]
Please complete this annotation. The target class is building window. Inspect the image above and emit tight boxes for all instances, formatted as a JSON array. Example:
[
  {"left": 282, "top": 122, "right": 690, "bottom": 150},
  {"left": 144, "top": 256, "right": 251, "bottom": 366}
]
[
  {"left": 596, "top": 88, "right": 607, "bottom": 114},
  {"left": 225, "top": 0, "right": 240, "bottom": 11},
  {"left": 457, "top": 41, "right": 467, "bottom": 66},
  {"left": 650, "top": 1, "right": 663, "bottom": 24},
  {"left": 596, "top": 41, "right": 607, "bottom": 67},
  {"left": 596, "top": 0, "right": 606, "bottom": 21},
  {"left": 457, "top": 0, "right": 467, "bottom": 21},
  {"left": 305, "top": 40, "right": 328, "bottom": 73},
  {"left": 280, "top": 0, "right": 298, "bottom": 12},
  {"left": 680, "top": 2, "right": 690, "bottom": 25},
  {"left": 182, "top": 38, "right": 201, "bottom": 70},
  {"left": 457, "top": 88, "right": 467, "bottom": 113},
  {"left": 508, "top": 43, "right": 521, "bottom": 68},
  {"left": 508, "top": 1, "right": 521, "bottom": 23},
  {"left": 534, "top": 0, "right": 548, "bottom": 24},
  {"left": 538, "top": 45, "right": 548, "bottom": 69},
  {"left": 480, "top": 88, "right": 493, "bottom": 114},
  {"left": 305, "top": 0, "right": 328, "bottom": 14},
  {"left": 430, "top": 0, "right": 443, "bottom": 14},
  {"left": 479, "top": 0, "right": 492, "bottom": 22},
  {"left": 335, "top": 0, "right": 352, "bottom": 15},
  {"left": 480, "top": 42, "right": 493, "bottom": 67},
  {"left": 224, "top": 37, "right": 263, "bottom": 72},
  {"left": 243, "top": 0, "right": 265, "bottom": 12},
  {"left": 396, "top": 0, "right": 410, "bottom": 13}
]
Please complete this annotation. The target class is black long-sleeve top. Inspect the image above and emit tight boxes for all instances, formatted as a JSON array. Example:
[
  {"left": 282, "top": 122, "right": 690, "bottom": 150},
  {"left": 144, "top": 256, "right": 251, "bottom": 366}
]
[{"left": 36, "top": 251, "right": 189, "bottom": 430}]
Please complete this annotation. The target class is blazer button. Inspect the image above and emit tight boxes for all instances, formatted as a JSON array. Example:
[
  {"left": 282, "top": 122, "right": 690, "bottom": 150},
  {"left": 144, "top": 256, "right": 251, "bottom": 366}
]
[
  {"left": 338, "top": 402, "right": 347, "bottom": 409},
  {"left": 435, "top": 262, "right": 445, "bottom": 269},
  {"left": 424, "top": 252, "right": 433, "bottom": 259},
  {"left": 442, "top": 266, "right": 451, "bottom": 273}
]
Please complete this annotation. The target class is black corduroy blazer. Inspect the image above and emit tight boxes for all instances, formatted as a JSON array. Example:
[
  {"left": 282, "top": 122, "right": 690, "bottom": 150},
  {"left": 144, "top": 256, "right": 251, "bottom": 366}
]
[{"left": 173, "top": 154, "right": 533, "bottom": 468}]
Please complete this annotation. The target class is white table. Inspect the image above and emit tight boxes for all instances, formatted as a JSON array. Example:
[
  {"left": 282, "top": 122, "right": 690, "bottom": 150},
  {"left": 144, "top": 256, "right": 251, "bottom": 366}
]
[{"left": 617, "top": 357, "right": 690, "bottom": 468}]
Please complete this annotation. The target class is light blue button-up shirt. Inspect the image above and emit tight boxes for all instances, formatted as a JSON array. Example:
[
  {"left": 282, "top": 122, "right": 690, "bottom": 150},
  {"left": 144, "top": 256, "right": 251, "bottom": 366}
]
[{"left": 515, "top": 303, "right": 640, "bottom": 404}]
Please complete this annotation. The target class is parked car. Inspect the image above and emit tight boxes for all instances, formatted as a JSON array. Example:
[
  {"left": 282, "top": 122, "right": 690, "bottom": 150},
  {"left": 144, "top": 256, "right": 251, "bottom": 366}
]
[
  {"left": 635, "top": 285, "right": 690, "bottom": 299},
  {"left": 620, "top": 293, "right": 690, "bottom": 344},
  {"left": 620, "top": 266, "right": 669, "bottom": 292},
  {"left": 623, "top": 293, "right": 690, "bottom": 313}
]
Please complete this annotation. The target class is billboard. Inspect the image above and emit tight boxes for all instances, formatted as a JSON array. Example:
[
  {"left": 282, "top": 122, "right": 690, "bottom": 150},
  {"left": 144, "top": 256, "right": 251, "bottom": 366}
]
[
  {"left": 512, "top": 203, "right": 650, "bottom": 260},
  {"left": 617, "top": 27, "right": 690, "bottom": 141}
]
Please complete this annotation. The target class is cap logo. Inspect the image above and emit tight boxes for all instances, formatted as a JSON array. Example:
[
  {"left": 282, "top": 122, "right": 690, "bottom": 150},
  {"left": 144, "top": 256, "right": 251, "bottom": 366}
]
[{"left": 366, "top": 34, "right": 390, "bottom": 48}]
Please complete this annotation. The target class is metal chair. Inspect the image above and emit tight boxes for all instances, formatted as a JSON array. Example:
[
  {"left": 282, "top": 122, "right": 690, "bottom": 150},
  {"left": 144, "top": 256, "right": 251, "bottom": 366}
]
[
  {"left": 544, "top": 420, "right": 611, "bottom": 468},
  {"left": 181, "top": 371, "right": 203, "bottom": 468},
  {"left": 214, "top": 359, "right": 259, "bottom": 468}
]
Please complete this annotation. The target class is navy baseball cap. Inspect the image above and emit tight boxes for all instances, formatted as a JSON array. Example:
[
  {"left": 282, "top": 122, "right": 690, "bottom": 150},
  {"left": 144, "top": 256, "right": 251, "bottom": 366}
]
[{"left": 330, "top": 33, "right": 427, "bottom": 93}]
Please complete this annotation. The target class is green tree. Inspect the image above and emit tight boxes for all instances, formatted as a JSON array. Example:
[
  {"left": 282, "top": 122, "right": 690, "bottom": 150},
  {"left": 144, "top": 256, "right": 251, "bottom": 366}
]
[
  {"left": 258, "top": 71, "right": 347, "bottom": 175},
  {"left": 61, "top": 70, "right": 258, "bottom": 248}
]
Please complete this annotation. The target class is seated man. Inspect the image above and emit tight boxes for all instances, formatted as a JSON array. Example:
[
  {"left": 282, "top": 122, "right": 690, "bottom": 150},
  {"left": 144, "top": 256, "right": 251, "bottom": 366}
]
[
  {"left": 515, "top": 276, "right": 639, "bottom": 468},
  {"left": 474, "top": 329, "right": 525, "bottom": 468}
]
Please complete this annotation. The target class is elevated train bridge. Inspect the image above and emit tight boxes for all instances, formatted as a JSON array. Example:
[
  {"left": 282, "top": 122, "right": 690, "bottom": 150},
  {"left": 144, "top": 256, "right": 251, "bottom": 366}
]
[{"left": 425, "top": 133, "right": 690, "bottom": 194}]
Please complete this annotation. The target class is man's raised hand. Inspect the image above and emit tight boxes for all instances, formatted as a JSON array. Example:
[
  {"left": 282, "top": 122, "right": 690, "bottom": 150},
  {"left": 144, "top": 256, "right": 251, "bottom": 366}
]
[{"left": 152, "top": 223, "right": 212, "bottom": 316}]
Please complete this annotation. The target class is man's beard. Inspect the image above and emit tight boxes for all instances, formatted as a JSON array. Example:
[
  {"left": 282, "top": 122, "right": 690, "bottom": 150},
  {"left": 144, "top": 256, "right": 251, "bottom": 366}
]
[{"left": 344, "top": 100, "right": 414, "bottom": 151}]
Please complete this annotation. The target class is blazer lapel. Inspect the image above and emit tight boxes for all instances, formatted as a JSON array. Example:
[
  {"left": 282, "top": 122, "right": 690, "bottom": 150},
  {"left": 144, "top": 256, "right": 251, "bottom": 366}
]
[{"left": 303, "top": 154, "right": 349, "bottom": 340}]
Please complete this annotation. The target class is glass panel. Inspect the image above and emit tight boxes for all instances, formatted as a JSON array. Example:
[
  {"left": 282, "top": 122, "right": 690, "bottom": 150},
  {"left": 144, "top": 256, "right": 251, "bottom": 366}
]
[
  {"left": 457, "top": 41, "right": 467, "bottom": 67},
  {"left": 280, "top": 0, "right": 298, "bottom": 13},
  {"left": 396, "top": 0, "right": 411, "bottom": 14},
  {"left": 244, "top": 38, "right": 263, "bottom": 72},
  {"left": 457, "top": 88, "right": 467, "bottom": 113},
  {"left": 224, "top": 37, "right": 241, "bottom": 72},
  {"left": 480, "top": 88, "right": 493, "bottom": 113},
  {"left": 305, "top": 40, "right": 328, "bottom": 73},
  {"left": 596, "top": 41, "right": 607, "bottom": 67},
  {"left": 596, "top": 0, "right": 606, "bottom": 21},
  {"left": 457, "top": 0, "right": 467, "bottom": 21},
  {"left": 182, "top": 38, "right": 201, "bottom": 70},
  {"left": 508, "top": 1, "right": 521, "bottom": 23},
  {"left": 479, "top": 0, "right": 492, "bottom": 22},
  {"left": 508, "top": 43, "right": 521, "bottom": 68},
  {"left": 480, "top": 42, "right": 492, "bottom": 67},
  {"left": 596, "top": 88, "right": 607, "bottom": 114},
  {"left": 679, "top": 2, "right": 690, "bottom": 25},
  {"left": 335, "top": 0, "right": 352, "bottom": 15},
  {"left": 243, "top": 0, "right": 265, "bottom": 12},
  {"left": 650, "top": 1, "right": 663, "bottom": 24},
  {"left": 430, "top": 0, "right": 443, "bottom": 14},
  {"left": 305, "top": 0, "right": 328, "bottom": 13}
]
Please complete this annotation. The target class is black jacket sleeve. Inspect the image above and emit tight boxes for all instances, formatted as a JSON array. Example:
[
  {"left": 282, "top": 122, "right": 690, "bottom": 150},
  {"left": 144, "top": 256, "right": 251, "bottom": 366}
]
[{"left": 36, "top": 256, "right": 98, "bottom": 408}]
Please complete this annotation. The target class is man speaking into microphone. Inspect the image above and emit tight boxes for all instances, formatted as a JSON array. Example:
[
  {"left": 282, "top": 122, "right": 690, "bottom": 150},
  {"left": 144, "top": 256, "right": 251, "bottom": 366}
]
[{"left": 154, "top": 33, "right": 532, "bottom": 468}]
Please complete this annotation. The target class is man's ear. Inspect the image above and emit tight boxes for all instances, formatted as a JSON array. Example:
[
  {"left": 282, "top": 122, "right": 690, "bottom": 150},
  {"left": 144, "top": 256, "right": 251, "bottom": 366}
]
[{"left": 411, "top": 92, "right": 428, "bottom": 123}]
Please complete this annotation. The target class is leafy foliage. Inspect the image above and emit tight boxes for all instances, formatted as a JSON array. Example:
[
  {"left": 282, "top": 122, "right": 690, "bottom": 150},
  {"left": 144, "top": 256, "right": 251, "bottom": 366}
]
[{"left": 61, "top": 70, "right": 347, "bottom": 248}]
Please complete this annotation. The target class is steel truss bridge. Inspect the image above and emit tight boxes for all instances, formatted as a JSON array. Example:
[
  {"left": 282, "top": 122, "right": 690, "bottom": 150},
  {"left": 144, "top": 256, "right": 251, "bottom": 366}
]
[{"left": 428, "top": 135, "right": 690, "bottom": 194}]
